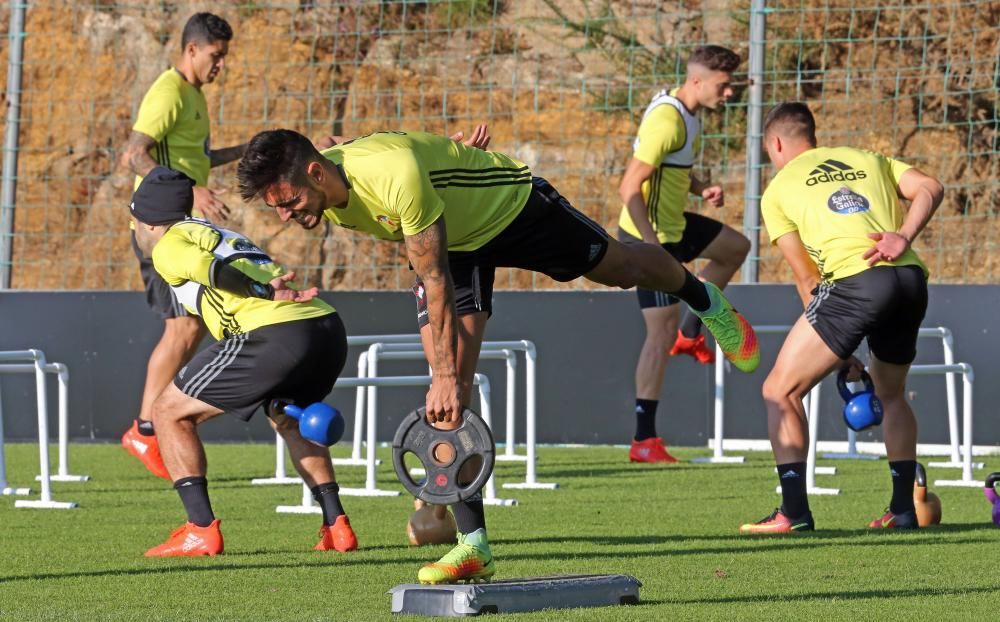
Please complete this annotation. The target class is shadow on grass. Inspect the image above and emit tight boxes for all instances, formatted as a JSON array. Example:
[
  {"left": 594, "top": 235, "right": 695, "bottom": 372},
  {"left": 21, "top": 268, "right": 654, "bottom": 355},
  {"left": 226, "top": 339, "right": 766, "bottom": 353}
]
[
  {"left": 496, "top": 527, "right": 997, "bottom": 563},
  {"left": 495, "top": 522, "right": 995, "bottom": 547},
  {"left": 654, "top": 584, "right": 1000, "bottom": 605},
  {"left": 541, "top": 463, "right": 751, "bottom": 479},
  {"left": 0, "top": 553, "right": 433, "bottom": 585}
]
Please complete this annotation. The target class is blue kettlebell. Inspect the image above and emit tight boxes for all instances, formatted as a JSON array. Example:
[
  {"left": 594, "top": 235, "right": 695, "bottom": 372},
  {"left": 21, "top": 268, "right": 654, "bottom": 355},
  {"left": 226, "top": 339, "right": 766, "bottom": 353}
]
[
  {"left": 836, "top": 368, "right": 884, "bottom": 432},
  {"left": 271, "top": 400, "right": 345, "bottom": 447}
]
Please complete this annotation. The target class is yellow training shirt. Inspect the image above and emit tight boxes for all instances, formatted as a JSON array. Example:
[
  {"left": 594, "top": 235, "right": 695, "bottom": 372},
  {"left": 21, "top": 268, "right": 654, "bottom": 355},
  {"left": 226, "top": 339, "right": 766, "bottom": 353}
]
[
  {"left": 761, "top": 146, "right": 927, "bottom": 282},
  {"left": 132, "top": 69, "right": 211, "bottom": 189},
  {"left": 152, "top": 219, "right": 333, "bottom": 341},
  {"left": 618, "top": 88, "right": 702, "bottom": 243},
  {"left": 320, "top": 131, "right": 532, "bottom": 251}
]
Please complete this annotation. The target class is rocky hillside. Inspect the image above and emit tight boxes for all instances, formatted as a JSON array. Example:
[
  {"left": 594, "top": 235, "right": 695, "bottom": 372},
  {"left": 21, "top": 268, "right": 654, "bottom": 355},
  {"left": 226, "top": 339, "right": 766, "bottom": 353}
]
[{"left": 2, "top": 1, "right": 995, "bottom": 289}]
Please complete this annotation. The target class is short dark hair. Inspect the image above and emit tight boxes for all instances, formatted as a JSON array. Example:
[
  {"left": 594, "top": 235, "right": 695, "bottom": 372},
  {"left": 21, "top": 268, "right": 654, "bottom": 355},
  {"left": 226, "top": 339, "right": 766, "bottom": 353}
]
[
  {"left": 238, "top": 129, "right": 320, "bottom": 203},
  {"left": 181, "top": 13, "right": 233, "bottom": 48},
  {"left": 764, "top": 102, "right": 818, "bottom": 146},
  {"left": 687, "top": 45, "right": 740, "bottom": 73}
]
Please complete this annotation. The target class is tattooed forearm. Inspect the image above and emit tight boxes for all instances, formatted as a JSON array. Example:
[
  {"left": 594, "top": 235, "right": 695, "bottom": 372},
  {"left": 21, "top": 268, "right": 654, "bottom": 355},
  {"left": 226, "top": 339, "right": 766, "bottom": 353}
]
[
  {"left": 120, "top": 131, "right": 158, "bottom": 177},
  {"left": 405, "top": 218, "right": 459, "bottom": 377}
]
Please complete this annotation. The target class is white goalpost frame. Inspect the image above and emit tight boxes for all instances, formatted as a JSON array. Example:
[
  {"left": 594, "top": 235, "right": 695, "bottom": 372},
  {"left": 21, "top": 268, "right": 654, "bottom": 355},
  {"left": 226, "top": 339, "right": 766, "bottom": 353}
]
[{"left": 0, "top": 350, "right": 85, "bottom": 509}]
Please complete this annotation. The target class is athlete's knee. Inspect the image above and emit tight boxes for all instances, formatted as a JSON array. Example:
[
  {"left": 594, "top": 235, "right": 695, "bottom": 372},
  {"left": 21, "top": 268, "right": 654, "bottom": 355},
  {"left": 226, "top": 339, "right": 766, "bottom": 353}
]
[
  {"left": 762, "top": 370, "right": 804, "bottom": 406},
  {"left": 151, "top": 388, "right": 191, "bottom": 427},
  {"left": 164, "top": 316, "right": 203, "bottom": 344},
  {"left": 591, "top": 241, "right": 646, "bottom": 289},
  {"left": 733, "top": 234, "right": 752, "bottom": 261}
]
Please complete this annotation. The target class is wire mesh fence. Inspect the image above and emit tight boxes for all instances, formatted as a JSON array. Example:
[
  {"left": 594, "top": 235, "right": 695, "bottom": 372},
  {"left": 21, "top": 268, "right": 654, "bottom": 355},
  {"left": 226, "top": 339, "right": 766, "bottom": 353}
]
[{"left": 0, "top": 0, "right": 996, "bottom": 290}]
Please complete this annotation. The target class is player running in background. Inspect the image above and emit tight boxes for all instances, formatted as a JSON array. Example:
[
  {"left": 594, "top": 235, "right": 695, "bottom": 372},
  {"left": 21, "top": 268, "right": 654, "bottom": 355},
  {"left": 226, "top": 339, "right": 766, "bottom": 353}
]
[
  {"left": 617, "top": 45, "right": 751, "bottom": 463},
  {"left": 119, "top": 13, "right": 247, "bottom": 479}
]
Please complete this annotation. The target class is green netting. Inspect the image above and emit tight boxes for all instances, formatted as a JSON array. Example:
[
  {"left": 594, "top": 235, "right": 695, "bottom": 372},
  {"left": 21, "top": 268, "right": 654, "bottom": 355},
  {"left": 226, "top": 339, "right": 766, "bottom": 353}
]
[{"left": 0, "top": 0, "right": 995, "bottom": 290}]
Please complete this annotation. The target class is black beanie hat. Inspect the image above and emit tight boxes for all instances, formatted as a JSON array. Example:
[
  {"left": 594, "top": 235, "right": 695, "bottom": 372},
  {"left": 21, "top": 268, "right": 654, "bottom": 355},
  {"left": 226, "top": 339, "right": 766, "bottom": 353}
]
[{"left": 129, "top": 166, "right": 195, "bottom": 225}]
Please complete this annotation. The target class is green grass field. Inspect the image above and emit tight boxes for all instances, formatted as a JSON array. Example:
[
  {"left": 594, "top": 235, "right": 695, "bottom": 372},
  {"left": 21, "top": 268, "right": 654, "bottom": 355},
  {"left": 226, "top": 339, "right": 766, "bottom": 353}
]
[{"left": 1, "top": 443, "right": 997, "bottom": 621}]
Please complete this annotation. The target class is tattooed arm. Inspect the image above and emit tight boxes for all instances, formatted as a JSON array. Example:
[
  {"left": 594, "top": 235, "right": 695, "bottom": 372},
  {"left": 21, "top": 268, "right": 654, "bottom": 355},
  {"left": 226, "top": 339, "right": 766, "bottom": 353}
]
[
  {"left": 404, "top": 216, "right": 462, "bottom": 426},
  {"left": 120, "top": 131, "right": 158, "bottom": 178}
]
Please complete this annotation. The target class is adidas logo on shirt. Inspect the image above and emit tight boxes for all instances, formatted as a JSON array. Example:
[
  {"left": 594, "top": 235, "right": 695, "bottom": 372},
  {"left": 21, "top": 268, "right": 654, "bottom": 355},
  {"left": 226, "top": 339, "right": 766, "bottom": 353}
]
[{"left": 805, "top": 159, "right": 867, "bottom": 186}]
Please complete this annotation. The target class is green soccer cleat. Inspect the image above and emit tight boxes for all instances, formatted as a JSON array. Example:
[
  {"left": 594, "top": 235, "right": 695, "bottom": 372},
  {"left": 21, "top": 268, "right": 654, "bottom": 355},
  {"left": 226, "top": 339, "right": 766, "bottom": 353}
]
[
  {"left": 692, "top": 282, "right": 759, "bottom": 373},
  {"left": 417, "top": 528, "right": 496, "bottom": 585}
]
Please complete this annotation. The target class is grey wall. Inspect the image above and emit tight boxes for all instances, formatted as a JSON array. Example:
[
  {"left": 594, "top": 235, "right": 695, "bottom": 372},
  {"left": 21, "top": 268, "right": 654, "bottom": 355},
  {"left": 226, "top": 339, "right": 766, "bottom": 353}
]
[{"left": 0, "top": 286, "right": 996, "bottom": 446}]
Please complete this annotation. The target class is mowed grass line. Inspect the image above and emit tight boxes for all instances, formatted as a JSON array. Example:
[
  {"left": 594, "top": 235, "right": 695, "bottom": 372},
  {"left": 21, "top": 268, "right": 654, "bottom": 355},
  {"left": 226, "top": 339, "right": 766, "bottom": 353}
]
[{"left": 0, "top": 443, "right": 997, "bottom": 621}]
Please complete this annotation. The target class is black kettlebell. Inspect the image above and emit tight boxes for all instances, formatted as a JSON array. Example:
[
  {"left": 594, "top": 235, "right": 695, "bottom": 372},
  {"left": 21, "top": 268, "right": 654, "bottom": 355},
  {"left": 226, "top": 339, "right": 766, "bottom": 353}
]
[{"left": 836, "top": 368, "right": 884, "bottom": 432}]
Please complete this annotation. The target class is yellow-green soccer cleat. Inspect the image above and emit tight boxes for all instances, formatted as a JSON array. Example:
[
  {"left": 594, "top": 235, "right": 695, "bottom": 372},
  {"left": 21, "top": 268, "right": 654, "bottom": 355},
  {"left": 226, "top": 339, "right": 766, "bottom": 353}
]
[
  {"left": 692, "top": 282, "right": 759, "bottom": 373},
  {"left": 417, "top": 528, "right": 496, "bottom": 585}
]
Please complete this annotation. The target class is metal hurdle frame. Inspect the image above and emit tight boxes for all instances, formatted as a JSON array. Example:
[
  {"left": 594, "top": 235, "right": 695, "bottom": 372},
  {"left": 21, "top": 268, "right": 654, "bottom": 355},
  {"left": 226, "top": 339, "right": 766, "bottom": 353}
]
[
  {"left": 706, "top": 325, "right": 980, "bottom": 492},
  {"left": 255, "top": 335, "right": 556, "bottom": 493},
  {"left": 822, "top": 327, "right": 976, "bottom": 466},
  {"left": 252, "top": 334, "right": 434, "bottom": 485},
  {"left": 275, "top": 372, "right": 509, "bottom": 514},
  {"left": 363, "top": 340, "right": 556, "bottom": 491},
  {"left": 0, "top": 350, "right": 86, "bottom": 509},
  {"left": 707, "top": 325, "right": 969, "bottom": 464}
]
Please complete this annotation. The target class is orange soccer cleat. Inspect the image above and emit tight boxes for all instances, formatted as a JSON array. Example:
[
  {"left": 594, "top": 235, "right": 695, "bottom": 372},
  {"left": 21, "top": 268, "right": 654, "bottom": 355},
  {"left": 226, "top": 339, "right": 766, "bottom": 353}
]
[
  {"left": 629, "top": 437, "right": 679, "bottom": 464},
  {"left": 669, "top": 331, "right": 716, "bottom": 365},
  {"left": 868, "top": 508, "right": 919, "bottom": 530},
  {"left": 314, "top": 515, "right": 358, "bottom": 552},
  {"left": 145, "top": 519, "right": 224, "bottom": 557},
  {"left": 121, "top": 420, "right": 170, "bottom": 480}
]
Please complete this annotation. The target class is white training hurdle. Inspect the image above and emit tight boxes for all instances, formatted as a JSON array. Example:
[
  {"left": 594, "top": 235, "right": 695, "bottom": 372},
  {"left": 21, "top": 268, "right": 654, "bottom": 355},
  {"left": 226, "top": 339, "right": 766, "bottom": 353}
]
[
  {"left": 0, "top": 350, "right": 87, "bottom": 509},
  {"left": 362, "top": 340, "right": 557, "bottom": 491},
  {"left": 705, "top": 325, "right": 980, "bottom": 492},
  {"left": 255, "top": 334, "right": 555, "bottom": 497},
  {"left": 274, "top": 372, "right": 516, "bottom": 514}
]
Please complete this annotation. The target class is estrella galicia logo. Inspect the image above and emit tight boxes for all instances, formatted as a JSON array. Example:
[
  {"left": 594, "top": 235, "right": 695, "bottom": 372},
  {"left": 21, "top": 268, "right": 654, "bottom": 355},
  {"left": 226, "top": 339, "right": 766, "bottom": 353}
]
[
  {"left": 828, "top": 187, "right": 870, "bottom": 214},
  {"left": 232, "top": 239, "right": 264, "bottom": 253},
  {"left": 806, "top": 159, "right": 867, "bottom": 186}
]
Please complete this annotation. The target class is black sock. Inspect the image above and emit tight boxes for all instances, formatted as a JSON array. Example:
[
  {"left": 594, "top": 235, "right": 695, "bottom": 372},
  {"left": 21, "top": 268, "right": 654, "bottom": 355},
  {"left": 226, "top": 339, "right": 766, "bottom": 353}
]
[
  {"left": 777, "top": 462, "right": 810, "bottom": 518},
  {"left": 451, "top": 494, "right": 486, "bottom": 533},
  {"left": 137, "top": 419, "right": 155, "bottom": 436},
  {"left": 679, "top": 312, "right": 704, "bottom": 339},
  {"left": 311, "top": 482, "right": 345, "bottom": 526},
  {"left": 671, "top": 270, "right": 711, "bottom": 312},
  {"left": 889, "top": 460, "right": 917, "bottom": 515},
  {"left": 634, "top": 399, "right": 659, "bottom": 441},
  {"left": 174, "top": 476, "right": 215, "bottom": 527}
]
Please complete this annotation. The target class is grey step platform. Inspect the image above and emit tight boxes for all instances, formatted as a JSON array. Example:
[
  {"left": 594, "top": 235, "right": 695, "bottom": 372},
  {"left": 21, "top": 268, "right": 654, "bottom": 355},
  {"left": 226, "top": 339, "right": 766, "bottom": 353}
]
[{"left": 389, "top": 573, "right": 641, "bottom": 617}]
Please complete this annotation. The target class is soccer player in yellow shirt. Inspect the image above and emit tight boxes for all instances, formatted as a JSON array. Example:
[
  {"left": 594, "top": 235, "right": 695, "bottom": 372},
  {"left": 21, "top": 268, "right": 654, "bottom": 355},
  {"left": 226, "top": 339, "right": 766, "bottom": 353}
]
[
  {"left": 119, "top": 13, "right": 248, "bottom": 480},
  {"left": 617, "top": 45, "right": 752, "bottom": 464},
  {"left": 130, "top": 167, "right": 358, "bottom": 556},
  {"left": 740, "top": 102, "right": 944, "bottom": 533},
  {"left": 237, "top": 128, "right": 760, "bottom": 583}
]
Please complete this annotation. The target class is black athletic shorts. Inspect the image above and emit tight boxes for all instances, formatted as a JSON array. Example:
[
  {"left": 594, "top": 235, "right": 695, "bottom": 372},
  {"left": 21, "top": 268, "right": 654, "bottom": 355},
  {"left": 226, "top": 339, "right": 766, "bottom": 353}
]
[
  {"left": 807, "top": 265, "right": 927, "bottom": 364},
  {"left": 414, "top": 176, "right": 609, "bottom": 327},
  {"left": 131, "top": 231, "right": 190, "bottom": 320},
  {"left": 618, "top": 212, "right": 724, "bottom": 309},
  {"left": 174, "top": 313, "right": 347, "bottom": 421}
]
